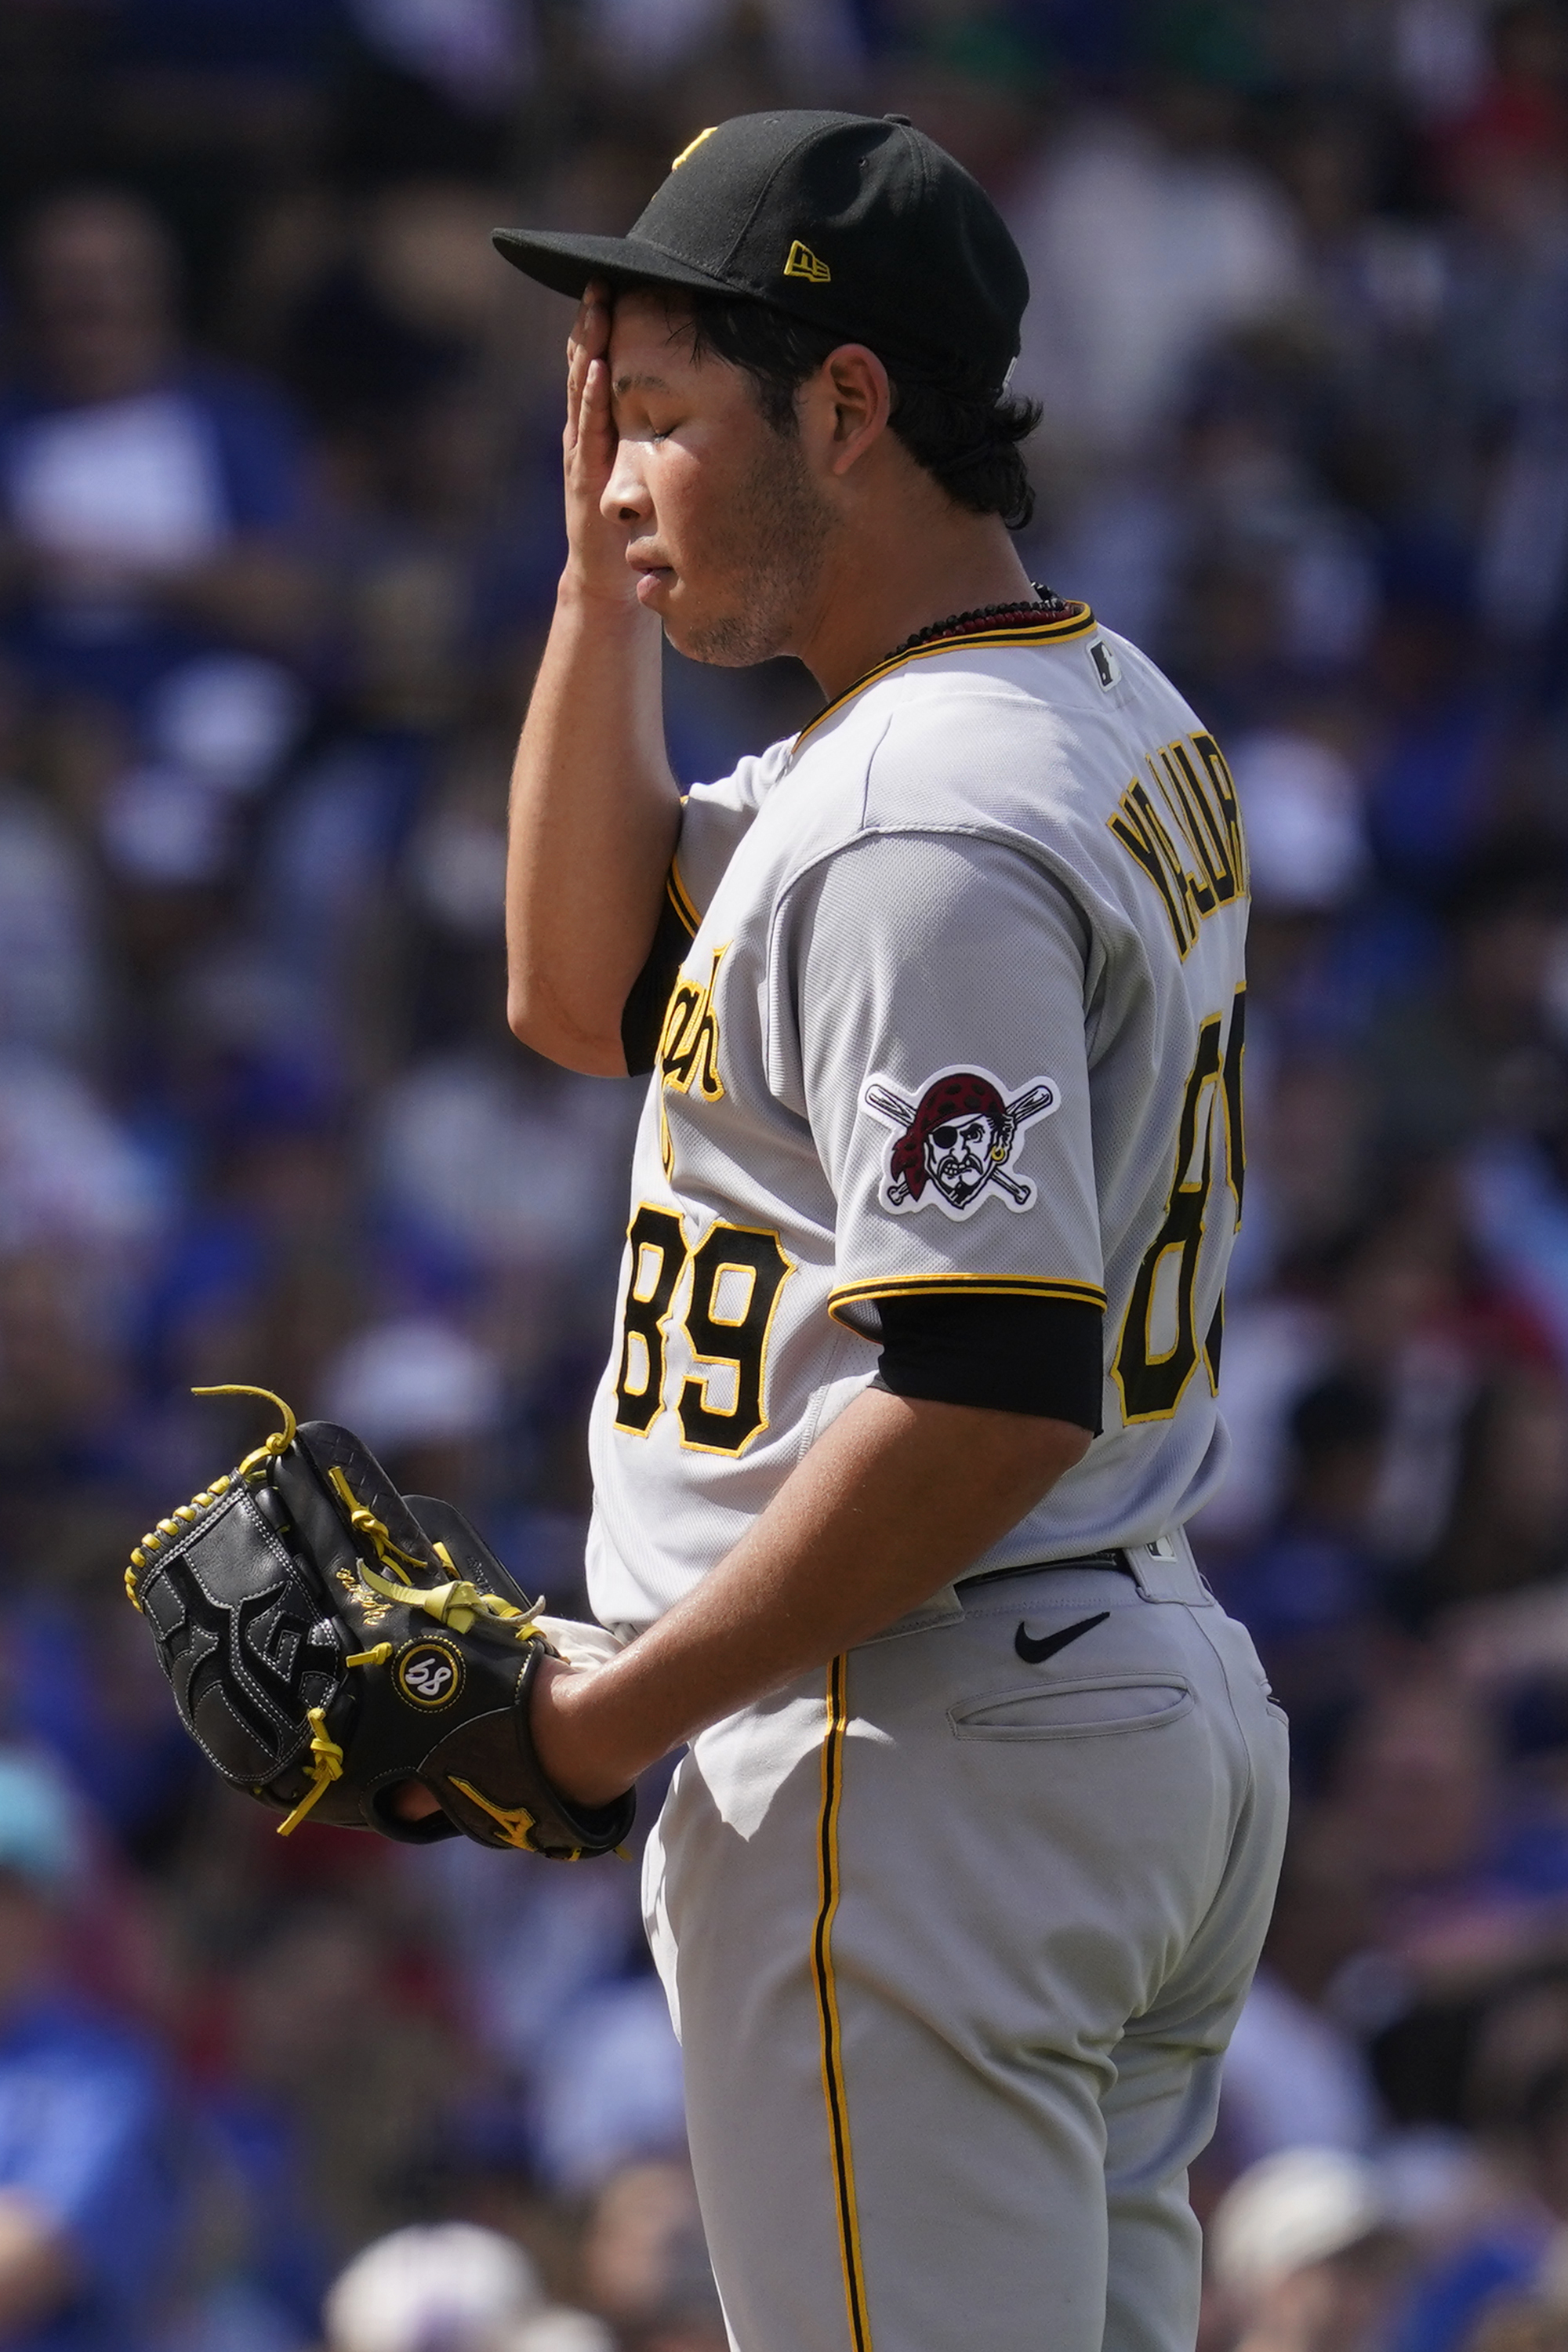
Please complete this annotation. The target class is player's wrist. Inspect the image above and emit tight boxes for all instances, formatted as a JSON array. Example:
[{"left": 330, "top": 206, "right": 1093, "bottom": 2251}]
[
  {"left": 557, "top": 561, "right": 648, "bottom": 620},
  {"left": 529, "top": 1652, "right": 644, "bottom": 1808}
]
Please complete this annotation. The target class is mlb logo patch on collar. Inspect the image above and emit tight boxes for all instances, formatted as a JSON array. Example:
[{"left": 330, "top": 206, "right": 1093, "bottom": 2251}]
[
  {"left": 863, "top": 1065, "right": 1060, "bottom": 1220},
  {"left": 1090, "top": 637, "right": 1121, "bottom": 691}
]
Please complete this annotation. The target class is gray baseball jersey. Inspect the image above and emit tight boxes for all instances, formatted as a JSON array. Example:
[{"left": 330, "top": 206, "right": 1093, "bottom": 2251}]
[{"left": 585, "top": 605, "right": 1247, "bottom": 1632}]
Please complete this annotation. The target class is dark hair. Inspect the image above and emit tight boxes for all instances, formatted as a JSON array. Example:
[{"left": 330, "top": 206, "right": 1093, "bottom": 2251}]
[{"left": 675, "top": 290, "right": 1043, "bottom": 530}]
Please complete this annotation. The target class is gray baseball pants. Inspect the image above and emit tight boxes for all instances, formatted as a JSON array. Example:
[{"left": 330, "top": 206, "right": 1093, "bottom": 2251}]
[{"left": 642, "top": 1535, "right": 1289, "bottom": 2352}]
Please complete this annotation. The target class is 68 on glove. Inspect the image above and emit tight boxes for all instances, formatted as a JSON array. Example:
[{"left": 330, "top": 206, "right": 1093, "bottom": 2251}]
[{"left": 125, "top": 1386, "right": 633, "bottom": 1859}]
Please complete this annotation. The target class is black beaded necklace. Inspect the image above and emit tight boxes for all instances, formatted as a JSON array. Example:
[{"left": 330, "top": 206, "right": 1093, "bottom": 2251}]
[{"left": 879, "top": 582, "right": 1072, "bottom": 666}]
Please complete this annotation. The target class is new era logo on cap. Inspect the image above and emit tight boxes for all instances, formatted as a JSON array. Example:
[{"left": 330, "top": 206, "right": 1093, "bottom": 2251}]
[{"left": 783, "top": 241, "right": 830, "bottom": 284}]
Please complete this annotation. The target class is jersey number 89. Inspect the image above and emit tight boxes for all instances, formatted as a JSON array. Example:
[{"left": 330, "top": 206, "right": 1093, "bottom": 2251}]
[{"left": 614, "top": 1208, "right": 793, "bottom": 1456}]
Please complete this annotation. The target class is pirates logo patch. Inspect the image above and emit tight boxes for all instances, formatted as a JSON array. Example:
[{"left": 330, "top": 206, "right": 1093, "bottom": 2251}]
[{"left": 863, "top": 1066, "right": 1060, "bottom": 1220}]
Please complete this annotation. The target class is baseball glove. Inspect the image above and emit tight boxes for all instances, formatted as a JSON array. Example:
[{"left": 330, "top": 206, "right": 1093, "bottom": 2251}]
[{"left": 124, "top": 1385, "right": 634, "bottom": 1859}]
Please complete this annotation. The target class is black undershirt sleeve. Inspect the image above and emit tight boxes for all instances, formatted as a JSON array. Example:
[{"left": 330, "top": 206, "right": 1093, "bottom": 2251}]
[
  {"left": 621, "top": 882, "right": 695, "bottom": 1076},
  {"left": 873, "top": 1292, "right": 1104, "bottom": 1432}
]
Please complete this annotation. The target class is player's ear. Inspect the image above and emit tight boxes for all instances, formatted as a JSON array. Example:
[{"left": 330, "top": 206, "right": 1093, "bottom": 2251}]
[{"left": 806, "top": 344, "right": 891, "bottom": 477}]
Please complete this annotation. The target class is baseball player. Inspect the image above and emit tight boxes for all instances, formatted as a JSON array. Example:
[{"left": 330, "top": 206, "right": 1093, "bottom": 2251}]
[{"left": 477, "top": 110, "right": 1287, "bottom": 2352}]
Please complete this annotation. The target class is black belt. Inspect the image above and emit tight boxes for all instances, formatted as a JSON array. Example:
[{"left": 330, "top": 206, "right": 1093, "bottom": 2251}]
[{"left": 960, "top": 1550, "right": 1135, "bottom": 1590}]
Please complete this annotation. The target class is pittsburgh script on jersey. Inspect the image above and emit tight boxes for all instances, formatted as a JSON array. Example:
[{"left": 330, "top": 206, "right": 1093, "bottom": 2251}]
[
  {"left": 1107, "top": 732, "right": 1248, "bottom": 956},
  {"left": 656, "top": 945, "right": 725, "bottom": 1174}
]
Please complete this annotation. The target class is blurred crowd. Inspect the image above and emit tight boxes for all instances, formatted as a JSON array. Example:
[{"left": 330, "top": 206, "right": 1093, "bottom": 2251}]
[{"left": 0, "top": 0, "right": 1567, "bottom": 2346}]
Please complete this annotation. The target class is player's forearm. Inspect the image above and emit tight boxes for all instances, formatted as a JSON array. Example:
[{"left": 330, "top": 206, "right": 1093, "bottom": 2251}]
[
  {"left": 532, "top": 1387, "right": 1091, "bottom": 1803},
  {"left": 507, "top": 281, "right": 685, "bottom": 1075},
  {"left": 506, "top": 581, "right": 681, "bottom": 1073}
]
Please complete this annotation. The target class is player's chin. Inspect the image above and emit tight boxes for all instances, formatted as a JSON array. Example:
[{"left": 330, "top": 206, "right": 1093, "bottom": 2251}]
[{"left": 666, "top": 597, "right": 788, "bottom": 670}]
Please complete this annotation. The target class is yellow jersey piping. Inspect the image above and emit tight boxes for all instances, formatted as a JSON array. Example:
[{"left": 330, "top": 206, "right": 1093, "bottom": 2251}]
[
  {"left": 828, "top": 1273, "right": 1106, "bottom": 1328},
  {"left": 666, "top": 859, "right": 700, "bottom": 937},
  {"left": 793, "top": 604, "right": 1097, "bottom": 755}
]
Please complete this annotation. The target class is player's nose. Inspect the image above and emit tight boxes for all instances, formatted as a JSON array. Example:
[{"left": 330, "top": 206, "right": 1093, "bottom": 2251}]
[{"left": 601, "top": 442, "right": 652, "bottom": 527}]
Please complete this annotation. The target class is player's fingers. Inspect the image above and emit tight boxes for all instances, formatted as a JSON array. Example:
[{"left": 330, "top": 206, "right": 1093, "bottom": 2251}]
[
  {"left": 565, "top": 309, "right": 604, "bottom": 446},
  {"left": 565, "top": 285, "right": 597, "bottom": 376},
  {"left": 564, "top": 331, "right": 589, "bottom": 452},
  {"left": 572, "top": 289, "right": 608, "bottom": 379},
  {"left": 564, "top": 353, "right": 615, "bottom": 489},
  {"left": 582, "top": 280, "right": 611, "bottom": 349},
  {"left": 387, "top": 1777, "right": 441, "bottom": 1822},
  {"left": 564, "top": 281, "right": 612, "bottom": 454},
  {"left": 578, "top": 354, "right": 615, "bottom": 473}
]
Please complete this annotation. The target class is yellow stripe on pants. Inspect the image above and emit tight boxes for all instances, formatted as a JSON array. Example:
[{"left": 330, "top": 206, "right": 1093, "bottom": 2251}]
[{"left": 812, "top": 1653, "right": 873, "bottom": 2352}]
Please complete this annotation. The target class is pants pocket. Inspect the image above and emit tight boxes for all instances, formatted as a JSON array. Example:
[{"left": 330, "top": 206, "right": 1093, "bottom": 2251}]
[{"left": 947, "top": 1673, "right": 1195, "bottom": 1741}]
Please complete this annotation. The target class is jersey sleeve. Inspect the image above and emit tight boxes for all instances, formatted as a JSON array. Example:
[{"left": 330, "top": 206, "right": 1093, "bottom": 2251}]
[
  {"left": 673, "top": 735, "right": 794, "bottom": 924},
  {"left": 622, "top": 736, "right": 793, "bottom": 1074},
  {"left": 776, "top": 829, "right": 1106, "bottom": 1389}
]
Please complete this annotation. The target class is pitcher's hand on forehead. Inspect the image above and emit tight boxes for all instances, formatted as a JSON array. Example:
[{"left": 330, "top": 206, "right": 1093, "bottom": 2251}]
[{"left": 563, "top": 281, "right": 637, "bottom": 607}]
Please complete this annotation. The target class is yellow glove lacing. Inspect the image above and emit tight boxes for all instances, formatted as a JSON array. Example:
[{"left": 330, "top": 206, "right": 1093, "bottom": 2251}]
[
  {"left": 124, "top": 1384, "right": 296, "bottom": 1611},
  {"left": 126, "top": 1385, "right": 546, "bottom": 1837}
]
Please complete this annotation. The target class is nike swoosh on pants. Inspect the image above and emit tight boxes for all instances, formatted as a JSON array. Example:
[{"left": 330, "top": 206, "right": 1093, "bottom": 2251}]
[{"left": 1014, "top": 1610, "right": 1110, "bottom": 1665}]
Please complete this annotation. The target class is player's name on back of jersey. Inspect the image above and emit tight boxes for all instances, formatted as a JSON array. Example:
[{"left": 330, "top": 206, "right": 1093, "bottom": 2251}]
[{"left": 1108, "top": 731, "right": 1248, "bottom": 958}]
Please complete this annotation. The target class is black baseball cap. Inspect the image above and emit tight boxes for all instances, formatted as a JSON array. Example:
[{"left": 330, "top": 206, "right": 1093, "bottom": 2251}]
[{"left": 492, "top": 110, "right": 1029, "bottom": 398}]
